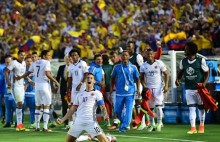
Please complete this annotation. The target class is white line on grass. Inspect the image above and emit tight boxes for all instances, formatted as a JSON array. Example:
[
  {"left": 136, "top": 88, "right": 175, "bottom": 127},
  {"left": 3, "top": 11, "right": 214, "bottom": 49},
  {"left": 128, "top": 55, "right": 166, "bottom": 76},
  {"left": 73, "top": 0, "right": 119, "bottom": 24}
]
[{"left": 51, "top": 130, "right": 206, "bottom": 142}]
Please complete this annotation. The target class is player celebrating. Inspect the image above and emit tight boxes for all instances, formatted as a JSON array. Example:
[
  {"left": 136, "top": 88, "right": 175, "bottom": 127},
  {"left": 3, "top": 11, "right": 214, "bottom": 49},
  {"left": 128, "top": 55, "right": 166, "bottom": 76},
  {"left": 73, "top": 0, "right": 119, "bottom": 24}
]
[
  {"left": 16, "top": 50, "right": 60, "bottom": 132},
  {"left": 4, "top": 50, "right": 27, "bottom": 131},
  {"left": 57, "top": 73, "right": 115, "bottom": 142}
]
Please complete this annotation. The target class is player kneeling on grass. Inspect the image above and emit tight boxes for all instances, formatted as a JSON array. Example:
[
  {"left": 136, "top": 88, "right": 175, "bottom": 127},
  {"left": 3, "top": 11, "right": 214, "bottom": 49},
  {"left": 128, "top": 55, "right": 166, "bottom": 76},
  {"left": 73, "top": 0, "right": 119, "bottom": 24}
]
[{"left": 57, "top": 73, "right": 116, "bottom": 142}]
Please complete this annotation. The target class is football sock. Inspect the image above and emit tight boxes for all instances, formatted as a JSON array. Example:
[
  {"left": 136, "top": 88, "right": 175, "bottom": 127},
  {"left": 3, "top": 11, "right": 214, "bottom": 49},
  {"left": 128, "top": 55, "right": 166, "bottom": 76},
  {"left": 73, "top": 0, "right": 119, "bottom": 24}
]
[
  {"left": 16, "top": 108, "right": 22, "bottom": 125},
  {"left": 156, "top": 107, "right": 163, "bottom": 125},
  {"left": 199, "top": 109, "right": 205, "bottom": 126},
  {"left": 35, "top": 109, "right": 41, "bottom": 129},
  {"left": 43, "top": 109, "right": 50, "bottom": 129},
  {"left": 189, "top": 107, "right": 196, "bottom": 127}
]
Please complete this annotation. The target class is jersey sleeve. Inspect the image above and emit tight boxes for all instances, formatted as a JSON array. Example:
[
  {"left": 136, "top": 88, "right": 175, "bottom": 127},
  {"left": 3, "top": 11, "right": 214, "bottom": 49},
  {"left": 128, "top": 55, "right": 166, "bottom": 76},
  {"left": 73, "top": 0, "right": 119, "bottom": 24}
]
[
  {"left": 111, "top": 65, "right": 117, "bottom": 78},
  {"left": 136, "top": 54, "right": 144, "bottom": 66},
  {"left": 68, "top": 65, "right": 72, "bottom": 77},
  {"left": 157, "top": 60, "right": 167, "bottom": 72},
  {"left": 7, "top": 60, "right": 15, "bottom": 71},
  {"left": 73, "top": 93, "right": 79, "bottom": 105},
  {"left": 201, "top": 58, "right": 209, "bottom": 72},
  {"left": 82, "top": 61, "right": 88, "bottom": 73},
  {"left": 45, "top": 61, "right": 51, "bottom": 71},
  {"left": 140, "top": 63, "right": 145, "bottom": 73},
  {"left": 29, "top": 63, "right": 34, "bottom": 72},
  {"left": 96, "top": 91, "right": 104, "bottom": 106}
]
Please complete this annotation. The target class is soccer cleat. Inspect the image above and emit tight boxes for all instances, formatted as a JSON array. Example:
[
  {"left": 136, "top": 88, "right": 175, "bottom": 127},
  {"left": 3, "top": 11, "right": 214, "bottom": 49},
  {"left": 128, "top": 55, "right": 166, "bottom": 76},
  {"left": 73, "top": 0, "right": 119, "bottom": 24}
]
[
  {"left": 156, "top": 123, "right": 162, "bottom": 132},
  {"left": 29, "top": 123, "right": 36, "bottom": 129},
  {"left": 34, "top": 128, "right": 40, "bottom": 132},
  {"left": 16, "top": 124, "right": 26, "bottom": 131},
  {"left": 198, "top": 125, "right": 204, "bottom": 133},
  {"left": 145, "top": 120, "right": 150, "bottom": 126},
  {"left": 137, "top": 124, "right": 146, "bottom": 130},
  {"left": 108, "top": 122, "right": 119, "bottom": 130},
  {"left": 42, "top": 128, "right": 52, "bottom": 132},
  {"left": 146, "top": 125, "right": 155, "bottom": 132},
  {"left": 187, "top": 127, "right": 197, "bottom": 134},
  {"left": 119, "top": 127, "right": 126, "bottom": 133},
  {"left": 132, "top": 122, "right": 138, "bottom": 129},
  {"left": 49, "top": 122, "right": 57, "bottom": 128}
]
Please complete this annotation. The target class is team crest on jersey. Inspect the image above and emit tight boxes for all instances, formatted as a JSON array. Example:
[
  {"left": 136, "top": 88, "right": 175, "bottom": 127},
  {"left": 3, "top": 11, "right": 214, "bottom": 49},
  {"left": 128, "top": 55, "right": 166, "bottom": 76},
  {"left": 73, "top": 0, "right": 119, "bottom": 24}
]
[
  {"left": 129, "top": 67, "right": 132, "bottom": 72},
  {"left": 155, "top": 66, "right": 157, "bottom": 69},
  {"left": 91, "top": 93, "right": 94, "bottom": 96},
  {"left": 186, "top": 67, "right": 194, "bottom": 75},
  {"left": 79, "top": 66, "right": 81, "bottom": 68}
]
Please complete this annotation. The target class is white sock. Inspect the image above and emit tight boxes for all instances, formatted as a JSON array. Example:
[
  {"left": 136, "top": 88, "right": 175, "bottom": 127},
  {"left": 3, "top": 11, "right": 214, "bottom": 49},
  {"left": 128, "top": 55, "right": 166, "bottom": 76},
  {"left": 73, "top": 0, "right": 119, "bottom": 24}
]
[
  {"left": 199, "top": 109, "right": 205, "bottom": 126},
  {"left": 43, "top": 109, "right": 50, "bottom": 129},
  {"left": 156, "top": 107, "right": 163, "bottom": 125},
  {"left": 141, "top": 115, "right": 146, "bottom": 125},
  {"left": 35, "top": 109, "right": 41, "bottom": 129},
  {"left": 16, "top": 108, "right": 22, "bottom": 125},
  {"left": 189, "top": 107, "right": 196, "bottom": 127},
  {"left": 149, "top": 109, "right": 155, "bottom": 126}
]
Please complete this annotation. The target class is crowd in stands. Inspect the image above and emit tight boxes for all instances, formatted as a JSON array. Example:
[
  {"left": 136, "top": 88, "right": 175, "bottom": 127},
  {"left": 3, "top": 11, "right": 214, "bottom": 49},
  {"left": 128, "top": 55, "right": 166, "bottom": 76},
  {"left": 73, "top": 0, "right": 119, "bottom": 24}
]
[{"left": 0, "top": 0, "right": 220, "bottom": 60}]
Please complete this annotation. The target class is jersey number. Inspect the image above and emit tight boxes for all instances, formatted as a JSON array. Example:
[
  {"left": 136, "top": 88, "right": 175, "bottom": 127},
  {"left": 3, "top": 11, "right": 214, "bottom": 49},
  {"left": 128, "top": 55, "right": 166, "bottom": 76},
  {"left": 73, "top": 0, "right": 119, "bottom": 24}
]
[
  {"left": 36, "top": 65, "right": 40, "bottom": 77},
  {"left": 94, "top": 127, "right": 101, "bottom": 133},
  {"left": 83, "top": 97, "right": 88, "bottom": 102}
]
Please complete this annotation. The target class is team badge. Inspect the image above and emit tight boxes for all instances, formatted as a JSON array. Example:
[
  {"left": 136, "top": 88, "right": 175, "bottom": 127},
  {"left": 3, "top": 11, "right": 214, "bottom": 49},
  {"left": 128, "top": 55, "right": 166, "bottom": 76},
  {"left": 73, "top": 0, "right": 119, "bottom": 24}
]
[
  {"left": 155, "top": 66, "right": 157, "bottom": 69},
  {"left": 79, "top": 66, "right": 81, "bottom": 68},
  {"left": 91, "top": 93, "right": 94, "bottom": 96},
  {"left": 129, "top": 67, "right": 132, "bottom": 72}
]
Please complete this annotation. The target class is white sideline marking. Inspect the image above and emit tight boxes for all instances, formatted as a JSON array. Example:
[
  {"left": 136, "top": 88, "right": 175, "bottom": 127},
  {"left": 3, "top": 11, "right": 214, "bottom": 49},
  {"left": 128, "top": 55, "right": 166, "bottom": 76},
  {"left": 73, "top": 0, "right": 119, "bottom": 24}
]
[{"left": 51, "top": 130, "right": 206, "bottom": 142}]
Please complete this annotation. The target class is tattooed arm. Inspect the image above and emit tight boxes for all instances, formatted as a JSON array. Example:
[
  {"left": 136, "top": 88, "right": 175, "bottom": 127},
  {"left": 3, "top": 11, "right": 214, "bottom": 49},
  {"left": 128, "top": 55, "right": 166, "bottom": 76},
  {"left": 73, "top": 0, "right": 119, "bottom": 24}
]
[{"left": 99, "top": 104, "right": 109, "bottom": 120}]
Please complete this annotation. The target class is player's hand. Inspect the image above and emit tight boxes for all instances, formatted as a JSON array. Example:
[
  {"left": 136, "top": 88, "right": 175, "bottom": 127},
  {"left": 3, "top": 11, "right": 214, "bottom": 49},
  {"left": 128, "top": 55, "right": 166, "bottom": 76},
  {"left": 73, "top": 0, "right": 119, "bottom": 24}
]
[
  {"left": 76, "top": 83, "right": 82, "bottom": 91},
  {"left": 56, "top": 118, "right": 63, "bottom": 125},
  {"left": 163, "top": 85, "right": 168, "bottom": 93},
  {"left": 55, "top": 81, "right": 60, "bottom": 88},
  {"left": 175, "top": 79, "right": 180, "bottom": 86},
  {"left": 7, "top": 81, "right": 12, "bottom": 87},
  {"left": 15, "top": 76, "right": 21, "bottom": 80}
]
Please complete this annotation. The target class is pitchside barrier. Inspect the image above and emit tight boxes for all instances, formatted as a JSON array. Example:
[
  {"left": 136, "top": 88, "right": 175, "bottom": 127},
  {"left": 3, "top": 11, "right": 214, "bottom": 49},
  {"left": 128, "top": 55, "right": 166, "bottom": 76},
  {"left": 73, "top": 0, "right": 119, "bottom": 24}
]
[{"left": 50, "top": 51, "right": 220, "bottom": 123}]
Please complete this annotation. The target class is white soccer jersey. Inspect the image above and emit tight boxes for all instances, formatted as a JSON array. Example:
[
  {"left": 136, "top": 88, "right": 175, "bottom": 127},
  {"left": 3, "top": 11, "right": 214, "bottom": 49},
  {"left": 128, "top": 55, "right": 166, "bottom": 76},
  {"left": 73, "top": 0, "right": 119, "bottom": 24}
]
[
  {"left": 29, "top": 59, "right": 51, "bottom": 90},
  {"left": 7, "top": 60, "right": 26, "bottom": 86},
  {"left": 69, "top": 60, "right": 88, "bottom": 91},
  {"left": 73, "top": 90, "right": 103, "bottom": 121},
  {"left": 140, "top": 60, "right": 167, "bottom": 88}
]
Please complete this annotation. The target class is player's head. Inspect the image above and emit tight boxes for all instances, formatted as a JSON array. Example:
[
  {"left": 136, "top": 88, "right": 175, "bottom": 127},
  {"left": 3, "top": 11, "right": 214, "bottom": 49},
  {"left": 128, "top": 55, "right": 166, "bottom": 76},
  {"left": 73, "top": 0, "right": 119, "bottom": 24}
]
[
  {"left": 40, "top": 50, "right": 51, "bottom": 60},
  {"left": 69, "top": 49, "right": 81, "bottom": 63},
  {"left": 110, "top": 51, "right": 119, "bottom": 64},
  {"left": 17, "top": 49, "right": 25, "bottom": 62},
  {"left": 94, "top": 54, "right": 103, "bottom": 66},
  {"left": 31, "top": 52, "right": 39, "bottom": 62},
  {"left": 25, "top": 56, "right": 33, "bottom": 67},
  {"left": 4, "top": 54, "right": 12, "bottom": 66},
  {"left": 121, "top": 50, "right": 130, "bottom": 64},
  {"left": 126, "top": 41, "right": 136, "bottom": 54},
  {"left": 102, "top": 54, "right": 109, "bottom": 65},
  {"left": 86, "top": 73, "right": 95, "bottom": 88},
  {"left": 145, "top": 48, "right": 154, "bottom": 62},
  {"left": 184, "top": 42, "right": 198, "bottom": 57}
]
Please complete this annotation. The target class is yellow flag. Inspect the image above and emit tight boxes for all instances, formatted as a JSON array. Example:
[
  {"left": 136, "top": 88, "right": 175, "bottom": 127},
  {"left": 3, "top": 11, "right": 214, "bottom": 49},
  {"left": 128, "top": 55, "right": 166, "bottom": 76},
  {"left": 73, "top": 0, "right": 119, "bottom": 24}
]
[
  {"left": 0, "top": 29, "right": 4, "bottom": 36},
  {"left": 31, "top": 35, "right": 41, "bottom": 43},
  {"left": 15, "top": 0, "right": 24, "bottom": 8},
  {"left": 98, "top": 0, "right": 106, "bottom": 10}
]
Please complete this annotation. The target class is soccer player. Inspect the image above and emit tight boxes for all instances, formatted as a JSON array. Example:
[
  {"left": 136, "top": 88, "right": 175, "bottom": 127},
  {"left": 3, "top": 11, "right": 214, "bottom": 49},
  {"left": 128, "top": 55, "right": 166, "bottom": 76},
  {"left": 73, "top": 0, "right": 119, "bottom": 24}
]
[
  {"left": 4, "top": 50, "right": 27, "bottom": 131},
  {"left": 67, "top": 49, "right": 88, "bottom": 104},
  {"left": 23, "top": 56, "right": 35, "bottom": 128},
  {"left": 175, "top": 42, "right": 209, "bottom": 134},
  {"left": 17, "top": 50, "right": 60, "bottom": 131},
  {"left": 140, "top": 48, "right": 169, "bottom": 132},
  {"left": 110, "top": 50, "right": 140, "bottom": 133},
  {"left": 57, "top": 73, "right": 113, "bottom": 142}
]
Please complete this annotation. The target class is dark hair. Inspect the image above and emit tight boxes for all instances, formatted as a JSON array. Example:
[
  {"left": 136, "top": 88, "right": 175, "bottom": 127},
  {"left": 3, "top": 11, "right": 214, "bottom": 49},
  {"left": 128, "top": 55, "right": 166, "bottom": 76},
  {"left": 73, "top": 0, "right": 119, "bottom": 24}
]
[
  {"left": 40, "top": 50, "right": 50, "bottom": 58},
  {"left": 4, "top": 54, "right": 12, "bottom": 59},
  {"left": 110, "top": 51, "right": 117, "bottom": 56},
  {"left": 87, "top": 72, "right": 95, "bottom": 77},
  {"left": 25, "top": 56, "right": 32, "bottom": 60},
  {"left": 94, "top": 54, "right": 102, "bottom": 60},
  {"left": 102, "top": 54, "right": 109, "bottom": 65},
  {"left": 185, "top": 42, "right": 198, "bottom": 55},
  {"left": 18, "top": 49, "right": 25, "bottom": 55},
  {"left": 122, "top": 50, "right": 129, "bottom": 54},
  {"left": 32, "top": 52, "right": 38, "bottom": 55},
  {"left": 69, "top": 48, "right": 81, "bottom": 57},
  {"left": 146, "top": 48, "right": 153, "bottom": 52}
]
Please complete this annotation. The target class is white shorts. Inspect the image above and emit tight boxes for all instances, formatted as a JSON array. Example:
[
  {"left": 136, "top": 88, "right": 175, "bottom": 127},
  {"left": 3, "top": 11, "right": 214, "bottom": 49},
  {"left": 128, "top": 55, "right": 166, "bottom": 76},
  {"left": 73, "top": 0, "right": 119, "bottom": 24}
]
[
  {"left": 134, "top": 83, "right": 143, "bottom": 100},
  {"left": 68, "top": 120, "right": 103, "bottom": 138},
  {"left": 35, "top": 84, "right": 52, "bottom": 106},
  {"left": 12, "top": 85, "right": 25, "bottom": 103},
  {"left": 148, "top": 88, "right": 164, "bottom": 108},
  {"left": 185, "top": 90, "right": 203, "bottom": 105}
]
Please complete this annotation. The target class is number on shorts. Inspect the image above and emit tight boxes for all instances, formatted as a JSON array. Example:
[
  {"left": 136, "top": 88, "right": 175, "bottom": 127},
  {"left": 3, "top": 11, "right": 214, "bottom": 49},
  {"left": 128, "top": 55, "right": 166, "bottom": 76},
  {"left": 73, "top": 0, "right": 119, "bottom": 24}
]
[
  {"left": 36, "top": 65, "right": 40, "bottom": 77},
  {"left": 94, "top": 126, "right": 100, "bottom": 133}
]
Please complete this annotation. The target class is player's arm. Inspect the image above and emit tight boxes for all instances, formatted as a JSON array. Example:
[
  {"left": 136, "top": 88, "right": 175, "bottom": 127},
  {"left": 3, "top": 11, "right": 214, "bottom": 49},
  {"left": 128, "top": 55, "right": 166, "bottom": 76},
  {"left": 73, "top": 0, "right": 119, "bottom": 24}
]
[
  {"left": 201, "top": 58, "right": 209, "bottom": 87},
  {"left": 46, "top": 71, "right": 60, "bottom": 88},
  {"left": 76, "top": 72, "right": 88, "bottom": 91},
  {"left": 4, "top": 68, "right": 11, "bottom": 87},
  {"left": 56, "top": 105, "right": 78, "bottom": 124},
  {"left": 140, "top": 72, "right": 146, "bottom": 88},
  {"left": 99, "top": 104, "right": 109, "bottom": 121},
  {"left": 163, "top": 70, "right": 169, "bottom": 93},
  {"left": 67, "top": 77, "right": 72, "bottom": 92}
]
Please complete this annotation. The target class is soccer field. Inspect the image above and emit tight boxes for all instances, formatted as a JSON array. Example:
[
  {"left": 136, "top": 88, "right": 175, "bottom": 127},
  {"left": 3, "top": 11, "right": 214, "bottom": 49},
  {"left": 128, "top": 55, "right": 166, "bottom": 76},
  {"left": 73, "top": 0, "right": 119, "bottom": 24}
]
[{"left": 1, "top": 122, "right": 220, "bottom": 142}]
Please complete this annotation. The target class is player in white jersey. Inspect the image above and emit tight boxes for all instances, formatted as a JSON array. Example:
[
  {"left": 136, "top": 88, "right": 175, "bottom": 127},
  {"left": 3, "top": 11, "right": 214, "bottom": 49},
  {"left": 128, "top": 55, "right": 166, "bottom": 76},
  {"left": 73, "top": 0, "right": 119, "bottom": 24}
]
[
  {"left": 67, "top": 49, "right": 88, "bottom": 103},
  {"left": 140, "top": 49, "right": 169, "bottom": 132},
  {"left": 4, "top": 50, "right": 27, "bottom": 131},
  {"left": 17, "top": 50, "right": 60, "bottom": 132},
  {"left": 57, "top": 73, "right": 115, "bottom": 142}
]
